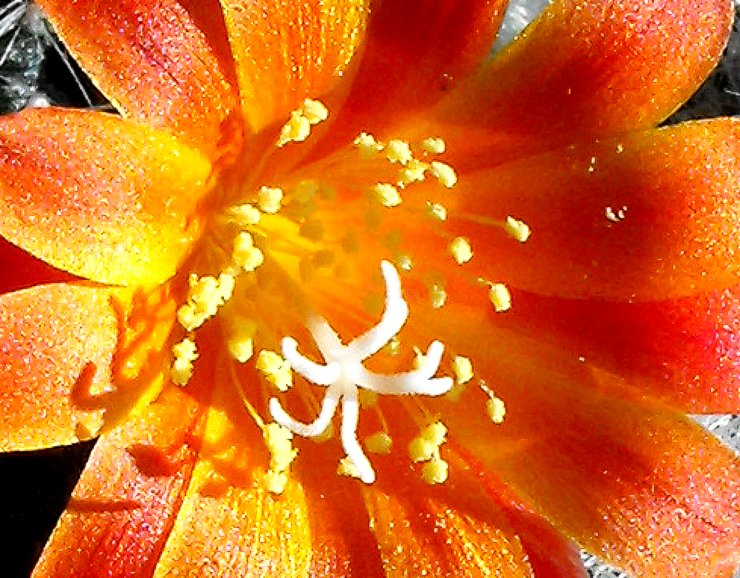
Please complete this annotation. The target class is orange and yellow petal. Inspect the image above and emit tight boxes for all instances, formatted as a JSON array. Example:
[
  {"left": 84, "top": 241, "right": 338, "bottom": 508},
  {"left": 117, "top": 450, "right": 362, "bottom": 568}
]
[
  {"left": 431, "top": 0, "right": 733, "bottom": 167},
  {"left": 324, "top": 0, "right": 508, "bottom": 143},
  {"left": 497, "top": 286, "right": 740, "bottom": 414},
  {"left": 434, "top": 118, "right": 740, "bottom": 301},
  {"left": 0, "top": 108, "right": 212, "bottom": 287},
  {"left": 32, "top": 384, "right": 206, "bottom": 578},
  {"left": 426, "top": 304, "right": 740, "bottom": 577},
  {"left": 0, "top": 284, "right": 129, "bottom": 451},
  {"left": 218, "top": 0, "right": 369, "bottom": 134},
  {"left": 36, "top": 0, "right": 241, "bottom": 160}
]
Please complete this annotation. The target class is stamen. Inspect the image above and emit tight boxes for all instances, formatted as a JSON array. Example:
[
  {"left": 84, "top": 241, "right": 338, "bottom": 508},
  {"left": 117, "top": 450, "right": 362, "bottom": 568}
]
[
  {"left": 450, "top": 237, "right": 473, "bottom": 265},
  {"left": 373, "top": 183, "right": 402, "bottom": 208},
  {"left": 385, "top": 139, "right": 413, "bottom": 165},
  {"left": 277, "top": 98, "right": 329, "bottom": 147},
  {"left": 451, "top": 355, "right": 474, "bottom": 385},
  {"left": 487, "top": 283, "right": 512, "bottom": 313},
  {"left": 420, "top": 137, "right": 446, "bottom": 154},
  {"left": 430, "top": 161, "right": 457, "bottom": 188},
  {"left": 171, "top": 337, "right": 198, "bottom": 386},
  {"left": 269, "top": 261, "right": 453, "bottom": 484},
  {"left": 256, "top": 350, "right": 293, "bottom": 391},
  {"left": 258, "top": 186, "right": 284, "bottom": 214},
  {"left": 505, "top": 216, "right": 531, "bottom": 243}
]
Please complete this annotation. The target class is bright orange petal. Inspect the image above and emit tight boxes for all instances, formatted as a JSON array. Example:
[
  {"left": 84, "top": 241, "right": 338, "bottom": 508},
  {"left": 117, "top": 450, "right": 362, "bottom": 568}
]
[
  {"left": 218, "top": 0, "right": 369, "bottom": 133},
  {"left": 0, "top": 108, "right": 211, "bottom": 286},
  {"left": 431, "top": 0, "right": 733, "bottom": 166},
  {"left": 0, "top": 284, "right": 128, "bottom": 451},
  {"left": 36, "top": 0, "right": 241, "bottom": 159},
  {"left": 323, "top": 0, "right": 508, "bottom": 144},
  {"left": 32, "top": 384, "right": 206, "bottom": 578},
  {"left": 418, "top": 118, "right": 740, "bottom": 301},
  {"left": 423, "top": 304, "right": 740, "bottom": 577}
]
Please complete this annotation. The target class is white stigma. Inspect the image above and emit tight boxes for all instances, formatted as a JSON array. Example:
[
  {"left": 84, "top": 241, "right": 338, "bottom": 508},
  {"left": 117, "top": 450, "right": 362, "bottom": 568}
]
[{"left": 269, "top": 261, "right": 453, "bottom": 483}]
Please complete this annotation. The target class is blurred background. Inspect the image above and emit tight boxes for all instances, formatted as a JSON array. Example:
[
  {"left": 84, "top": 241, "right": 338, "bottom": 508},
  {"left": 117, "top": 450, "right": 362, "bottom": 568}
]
[{"left": 0, "top": 1, "right": 738, "bottom": 576}]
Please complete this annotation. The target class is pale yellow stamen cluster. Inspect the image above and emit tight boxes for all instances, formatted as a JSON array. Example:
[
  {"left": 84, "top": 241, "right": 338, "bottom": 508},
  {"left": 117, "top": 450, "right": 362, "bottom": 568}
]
[
  {"left": 373, "top": 182, "right": 402, "bottom": 208},
  {"left": 488, "top": 282, "right": 512, "bottom": 313},
  {"left": 226, "top": 317, "right": 256, "bottom": 363},
  {"left": 171, "top": 338, "right": 198, "bottom": 386},
  {"left": 430, "top": 283, "right": 447, "bottom": 309},
  {"left": 264, "top": 423, "right": 298, "bottom": 494},
  {"left": 258, "top": 186, "right": 284, "bottom": 214},
  {"left": 451, "top": 355, "right": 474, "bottom": 385},
  {"left": 430, "top": 161, "right": 457, "bottom": 188},
  {"left": 450, "top": 236, "right": 473, "bottom": 264},
  {"left": 277, "top": 98, "right": 329, "bottom": 147},
  {"left": 408, "top": 421, "right": 449, "bottom": 485},
  {"left": 486, "top": 396, "right": 507, "bottom": 424},
  {"left": 177, "top": 273, "right": 236, "bottom": 333},
  {"left": 505, "top": 216, "right": 531, "bottom": 243},
  {"left": 232, "top": 231, "right": 265, "bottom": 272},
  {"left": 256, "top": 350, "right": 293, "bottom": 392}
]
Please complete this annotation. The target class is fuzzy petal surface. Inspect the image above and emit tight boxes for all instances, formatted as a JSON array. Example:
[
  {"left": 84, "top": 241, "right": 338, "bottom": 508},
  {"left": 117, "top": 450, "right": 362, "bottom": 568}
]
[
  {"left": 439, "top": 119, "right": 740, "bottom": 301},
  {"left": 32, "top": 384, "right": 206, "bottom": 578},
  {"left": 0, "top": 108, "right": 211, "bottom": 286},
  {"left": 431, "top": 0, "right": 733, "bottom": 166},
  {"left": 36, "top": 0, "right": 240, "bottom": 159},
  {"left": 424, "top": 304, "right": 740, "bottom": 577},
  {"left": 218, "top": 0, "right": 369, "bottom": 134},
  {"left": 0, "top": 284, "right": 127, "bottom": 451}
]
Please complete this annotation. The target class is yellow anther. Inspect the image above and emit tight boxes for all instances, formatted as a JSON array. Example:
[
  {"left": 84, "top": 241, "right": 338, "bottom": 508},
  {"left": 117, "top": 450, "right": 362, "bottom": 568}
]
[
  {"left": 256, "top": 350, "right": 293, "bottom": 391},
  {"left": 488, "top": 283, "right": 512, "bottom": 313},
  {"left": 451, "top": 355, "right": 473, "bottom": 385},
  {"left": 353, "top": 132, "right": 384, "bottom": 157},
  {"left": 505, "top": 216, "right": 531, "bottom": 243},
  {"left": 337, "top": 456, "right": 362, "bottom": 479},
  {"left": 177, "top": 273, "right": 235, "bottom": 332},
  {"left": 264, "top": 423, "right": 298, "bottom": 494},
  {"left": 277, "top": 110, "right": 311, "bottom": 147},
  {"left": 486, "top": 396, "right": 506, "bottom": 424},
  {"left": 227, "top": 318, "right": 256, "bottom": 363},
  {"left": 397, "top": 254, "right": 413, "bottom": 271},
  {"left": 171, "top": 338, "right": 198, "bottom": 386},
  {"left": 258, "top": 186, "right": 284, "bottom": 214},
  {"left": 385, "top": 335, "right": 402, "bottom": 356},
  {"left": 365, "top": 431, "right": 393, "bottom": 454},
  {"left": 422, "top": 457, "right": 449, "bottom": 485},
  {"left": 373, "top": 183, "right": 402, "bottom": 208},
  {"left": 408, "top": 436, "right": 437, "bottom": 463},
  {"left": 430, "top": 161, "right": 457, "bottom": 188},
  {"left": 302, "top": 98, "right": 329, "bottom": 124},
  {"left": 385, "top": 139, "right": 413, "bottom": 165},
  {"left": 421, "top": 421, "right": 447, "bottom": 446},
  {"left": 450, "top": 237, "right": 473, "bottom": 265},
  {"left": 399, "top": 159, "right": 429, "bottom": 186},
  {"left": 232, "top": 231, "right": 265, "bottom": 272},
  {"left": 430, "top": 284, "right": 447, "bottom": 309},
  {"left": 421, "top": 137, "right": 446, "bottom": 154},
  {"left": 227, "top": 203, "right": 261, "bottom": 227},
  {"left": 426, "top": 202, "right": 447, "bottom": 221}
]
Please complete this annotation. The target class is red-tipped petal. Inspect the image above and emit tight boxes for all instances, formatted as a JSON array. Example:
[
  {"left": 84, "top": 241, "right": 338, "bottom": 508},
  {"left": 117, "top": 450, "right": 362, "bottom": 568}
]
[
  {"left": 218, "top": 0, "right": 369, "bottom": 134},
  {"left": 432, "top": 0, "right": 733, "bottom": 167},
  {"left": 440, "top": 118, "right": 740, "bottom": 301},
  {"left": 0, "top": 108, "right": 211, "bottom": 287},
  {"left": 37, "top": 0, "right": 241, "bottom": 160},
  {"left": 32, "top": 384, "right": 206, "bottom": 578},
  {"left": 423, "top": 304, "right": 740, "bottom": 577},
  {"left": 495, "top": 286, "right": 740, "bottom": 414}
]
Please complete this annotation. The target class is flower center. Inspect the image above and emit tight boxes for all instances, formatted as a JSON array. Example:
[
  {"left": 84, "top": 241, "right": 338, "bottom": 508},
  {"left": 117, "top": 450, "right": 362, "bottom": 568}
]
[{"left": 168, "top": 99, "right": 526, "bottom": 494}]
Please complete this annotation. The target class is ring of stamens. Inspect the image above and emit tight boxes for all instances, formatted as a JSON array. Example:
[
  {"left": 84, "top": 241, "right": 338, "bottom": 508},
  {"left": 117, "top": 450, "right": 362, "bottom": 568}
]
[{"left": 269, "top": 261, "right": 454, "bottom": 483}]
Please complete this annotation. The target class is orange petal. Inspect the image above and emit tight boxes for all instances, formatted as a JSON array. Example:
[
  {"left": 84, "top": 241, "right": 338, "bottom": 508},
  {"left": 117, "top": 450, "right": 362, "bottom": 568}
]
[
  {"left": 32, "top": 384, "right": 206, "bottom": 578},
  {"left": 218, "top": 0, "right": 369, "bottom": 134},
  {"left": 495, "top": 286, "right": 740, "bottom": 414},
  {"left": 0, "top": 284, "right": 127, "bottom": 451},
  {"left": 324, "top": 0, "right": 508, "bottom": 144},
  {"left": 0, "top": 108, "right": 211, "bottom": 286},
  {"left": 432, "top": 0, "right": 733, "bottom": 166},
  {"left": 0, "top": 281, "right": 177, "bottom": 451},
  {"left": 36, "top": 0, "right": 241, "bottom": 160},
  {"left": 439, "top": 118, "right": 740, "bottom": 301},
  {"left": 423, "top": 303, "right": 740, "bottom": 577}
]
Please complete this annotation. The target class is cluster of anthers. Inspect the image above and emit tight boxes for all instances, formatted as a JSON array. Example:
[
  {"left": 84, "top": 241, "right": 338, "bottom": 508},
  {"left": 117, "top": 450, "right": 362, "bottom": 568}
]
[{"left": 168, "top": 98, "right": 524, "bottom": 493}]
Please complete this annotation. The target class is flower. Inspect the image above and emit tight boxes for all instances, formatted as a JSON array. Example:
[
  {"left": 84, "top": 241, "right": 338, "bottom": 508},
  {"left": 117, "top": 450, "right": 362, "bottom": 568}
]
[{"left": 1, "top": 0, "right": 739, "bottom": 576}]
